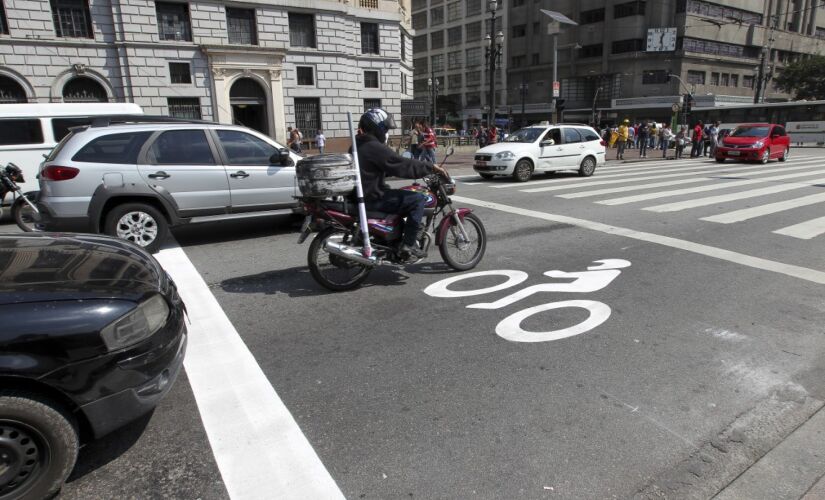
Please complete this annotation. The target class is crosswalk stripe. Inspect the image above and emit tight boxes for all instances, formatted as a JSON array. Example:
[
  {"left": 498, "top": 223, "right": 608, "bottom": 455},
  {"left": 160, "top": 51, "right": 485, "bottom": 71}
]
[
  {"left": 594, "top": 164, "right": 825, "bottom": 206},
  {"left": 701, "top": 192, "right": 825, "bottom": 224},
  {"left": 773, "top": 216, "right": 825, "bottom": 239},
  {"left": 643, "top": 176, "right": 825, "bottom": 212},
  {"left": 560, "top": 161, "right": 825, "bottom": 199},
  {"left": 521, "top": 159, "right": 825, "bottom": 194}
]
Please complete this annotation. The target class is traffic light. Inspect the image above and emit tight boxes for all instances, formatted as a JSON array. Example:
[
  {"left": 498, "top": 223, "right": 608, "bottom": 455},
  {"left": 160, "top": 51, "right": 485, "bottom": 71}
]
[
  {"left": 683, "top": 93, "right": 693, "bottom": 115},
  {"left": 556, "top": 99, "right": 566, "bottom": 113}
]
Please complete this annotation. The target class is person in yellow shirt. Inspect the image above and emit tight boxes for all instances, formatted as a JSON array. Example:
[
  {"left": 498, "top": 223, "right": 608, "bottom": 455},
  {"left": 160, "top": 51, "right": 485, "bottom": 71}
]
[{"left": 617, "top": 120, "right": 630, "bottom": 159}]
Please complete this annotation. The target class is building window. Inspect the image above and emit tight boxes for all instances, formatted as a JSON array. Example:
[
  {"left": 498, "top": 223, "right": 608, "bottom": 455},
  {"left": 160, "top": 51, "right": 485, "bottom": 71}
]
[
  {"left": 512, "top": 0, "right": 525, "bottom": 6},
  {"left": 364, "top": 71, "right": 379, "bottom": 88},
  {"left": 465, "top": 47, "right": 481, "bottom": 67},
  {"left": 364, "top": 98, "right": 381, "bottom": 111},
  {"left": 431, "top": 30, "right": 444, "bottom": 49},
  {"left": 816, "top": 27, "right": 825, "bottom": 40},
  {"left": 1, "top": 2, "right": 9, "bottom": 34},
  {"left": 227, "top": 8, "right": 256, "bottom": 45},
  {"left": 296, "top": 66, "right": 314, "bottom": 86},
  {"left": 447, "top": 1, "right": 461, "bottom": 21},
  {"left": 412, "top": 11, "right": 427, "bottom": 30},
  {"left": 679, "top": 0, "right": 762, "bottom": 25},
  {"left": 167, "top": 97, "right": 202, "bottom": 119},
  {"left": 169, "top": 62, "right": 191, "bottom": 84},
  {"left": 720, "top": 73, "right": 729, "bottom": 86},
  {"left": 156, "top": 2, "right": 191, "bottom": 41},
  {"left": 447, "top": 50, "right": 462, "bottom": 68},
  {"left": 294, "top": 98, "right": 321, "bottom": 133},
  {"left": 413, "top": 35, "right": 427, "bottom": 52},
  {"left": 289, "top": 13, "right": 315, "bottom": 48},
  {"left": 448, "top": 26, "right": 462, "bottom": 46},
  {"left": 466, "top": 21, "right": 481, "bottom": 41},
  {"left": 510, "top": 55, "right": 525, "bottom": 68},
  {"left": 431, "top": 54, "right": 444, "bottom": 72},
  {"left": 687, "top": 70, "right": 705, "bottom": 85},
  {"left": 401, "top": 74, "right": 407, "bottom": 95},
  {"left": 50, "top": 0, "right": 93, "bottom": 38},
  {"left": 614, "top": 1, "right": 645, "bottom": 19},
  {"left": 642, "top": 70, "right": 668, "bottom": 84},
  {"left": 579, "top": 43, "right": 603, "bottom": 58},
  {"left": 431, "top": 6, "right": 444, "bottom": 26},
  {"left": 580, "top": 7, "right": 605, "bottom": 24},
  {"left": 730, "top": 74, "right": 738, "bottom": 87},
  {"left": 62, "top": 77, "right": 107, "bottom": 102},
  {"left": 466, "top": 0, "right": 481, "bottom": 16},
  {"left": 0, "top": 76, "right": 26, "bottom": 103},
  {"left": 611, "top": 38, "right": 644, "bottom": 54},
  {"left": 466, "top": 91, "right": 480, "bottom": 106},
  {"left": 414, "top": 78, "right": 428, "bottom": 93},
  {"left": 413, "top": 57, "right": 428, "bottom": 75},
  {"left": 412, "top": 0, "right": 426, "bottom": 11},
  {"left": 401, "top": 34, "right": 406, "bottom": 61},
  {"left": 465, "top": 70, "right": 480, "bottom": 87},
  {"left": 531, "top": 53, "right": 539, "bottom": 65},
  {"left": 710, "top": 72, "right": 720, "bottom": 85},
  {"left": 682, "top": 37, "right": 758, "bottom": 59},
  {"left": 512, "top": 25, "right": 526, "bottom": 38},
  {"left": 448, "top": 73, "right": 461, "bottom": 89},
  {"left": 361, "top": 22, "right": 380, "bottom": 54},
  {"left": 743, "top": 74, "right": 754, "bottom": 88}
]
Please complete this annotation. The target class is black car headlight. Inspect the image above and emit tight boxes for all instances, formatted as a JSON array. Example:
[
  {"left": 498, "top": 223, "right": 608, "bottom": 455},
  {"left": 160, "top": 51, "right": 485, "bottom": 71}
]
[{"left": 100, "top": 295, "right": 170, "bottom": 351}]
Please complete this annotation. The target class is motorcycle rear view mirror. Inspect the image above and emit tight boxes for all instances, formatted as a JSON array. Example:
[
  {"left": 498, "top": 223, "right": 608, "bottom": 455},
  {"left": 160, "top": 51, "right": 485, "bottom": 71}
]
[
  {"left": 401, "top": 151, "right": 413, "bottom": 159},
  {"left": 445, "top": 146, "right": 455, "bottom": 157}
]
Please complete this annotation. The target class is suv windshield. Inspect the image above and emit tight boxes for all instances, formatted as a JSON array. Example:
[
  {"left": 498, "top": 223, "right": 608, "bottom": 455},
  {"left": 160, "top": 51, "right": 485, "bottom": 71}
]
[
  {"left": 730, "top": 126, "right": 770, "bottom": 138},
  {"left": 503, "top": 128, "right": 544, "bottom": 143}
]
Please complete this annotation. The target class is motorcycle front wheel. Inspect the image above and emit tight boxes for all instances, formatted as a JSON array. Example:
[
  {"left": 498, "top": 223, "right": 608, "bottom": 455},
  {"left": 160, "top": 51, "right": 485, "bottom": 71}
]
[
  {"left": 439, "top": 212, "right": 487, "bottom": 271},
  {"left": 13, "top": 193, "right": 40, "bottom": 232},
  {"left": 308, "top": 227, "right": 373, "bottom": 292}
]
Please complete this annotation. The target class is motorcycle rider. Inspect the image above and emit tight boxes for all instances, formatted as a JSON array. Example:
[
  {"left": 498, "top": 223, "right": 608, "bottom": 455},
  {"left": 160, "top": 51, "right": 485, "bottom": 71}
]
[{"left": 353, "top": 108, "right": 447, "bottom": 259}]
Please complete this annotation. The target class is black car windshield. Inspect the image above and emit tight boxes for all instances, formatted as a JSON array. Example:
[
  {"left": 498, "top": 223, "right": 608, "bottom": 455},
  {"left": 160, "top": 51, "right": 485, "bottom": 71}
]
[
  {"left": 503, "top": 128, "right": 544, "bottom": 143},
  {"left": 730, "top": 126, "right": 770, "bottom": 138}
]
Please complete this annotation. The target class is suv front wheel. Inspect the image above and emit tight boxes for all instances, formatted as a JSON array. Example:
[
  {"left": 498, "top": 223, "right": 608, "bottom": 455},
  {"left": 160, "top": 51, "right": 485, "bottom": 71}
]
[{"left": 104, "top": 202, "right": 169, "bottom": 253}]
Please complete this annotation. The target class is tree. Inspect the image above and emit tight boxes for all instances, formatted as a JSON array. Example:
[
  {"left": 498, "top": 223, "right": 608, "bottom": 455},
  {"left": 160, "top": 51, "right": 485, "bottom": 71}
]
[{"left": 774, "top": 55, "right": 825, "bottom": 100}]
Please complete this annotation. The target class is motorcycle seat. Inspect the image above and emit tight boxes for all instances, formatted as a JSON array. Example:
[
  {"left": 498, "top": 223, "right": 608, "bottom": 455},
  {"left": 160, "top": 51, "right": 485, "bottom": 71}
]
[{"left": 320, "top": 200, "right": 392, "bottom": 220}]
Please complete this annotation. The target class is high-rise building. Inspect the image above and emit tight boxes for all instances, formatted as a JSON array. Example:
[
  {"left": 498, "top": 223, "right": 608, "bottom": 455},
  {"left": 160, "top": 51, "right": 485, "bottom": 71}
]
[
  {"left": 508, "top": 0, "right": 825, "bottom": 125},
  {"left": 0, "top": 0, "right": 413, "bottom": 145}
]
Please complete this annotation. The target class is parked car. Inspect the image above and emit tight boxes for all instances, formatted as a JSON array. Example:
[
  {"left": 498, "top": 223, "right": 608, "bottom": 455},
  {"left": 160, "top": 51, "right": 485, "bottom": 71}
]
[
  {"left": 434, "top": 127, "right": 457, "bottom": 138},
  {"left": 0, "top": 232, "right": 187, "bottom": 499},
  {"left": 0, "top": 103, "right": 143, "bottom": 206},
  {"left": 715, "top": 123, "right": 790, "bottom": 164},
  {"left": 473, "top": 123, "right": 606, "bottom": 182},
  {"left": 36, "top": 116, "right": 302, "bottom": 253}
]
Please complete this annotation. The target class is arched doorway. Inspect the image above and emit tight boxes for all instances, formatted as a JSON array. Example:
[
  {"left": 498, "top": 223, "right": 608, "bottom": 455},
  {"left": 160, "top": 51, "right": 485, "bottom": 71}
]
[
  {"left": 230, "top": 78, "right": 267, "bottom": 134},
  {"left": 0, "top": 75, "right": 27, "bottom": 103},
  {"left": 62, "top": 77, "right": 107, "bottom": 103}
]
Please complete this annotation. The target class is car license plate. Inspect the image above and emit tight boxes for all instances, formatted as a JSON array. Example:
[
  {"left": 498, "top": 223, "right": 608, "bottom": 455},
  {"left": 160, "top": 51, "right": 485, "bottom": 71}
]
[
  {"left": 728, "top": 151, "right": 740, "bottom": 156},
  {"left": 475, "top": 161, "right": 487, "bottom": 168}
]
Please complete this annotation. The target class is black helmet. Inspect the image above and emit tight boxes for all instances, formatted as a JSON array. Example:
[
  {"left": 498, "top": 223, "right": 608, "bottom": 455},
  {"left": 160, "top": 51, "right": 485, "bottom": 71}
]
[{"left": 358, "top": 108, "right": 397, "bottom": 144}]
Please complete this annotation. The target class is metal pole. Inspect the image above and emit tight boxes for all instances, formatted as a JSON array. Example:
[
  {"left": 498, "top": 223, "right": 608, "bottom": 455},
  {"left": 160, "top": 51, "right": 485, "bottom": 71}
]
[
  {"left": 552, "top": 33, "right": 558, "bottom": 123},
  {"left": 521, "top": 84, "right": 526, "bottom": 129},
  {"left": 591, "top": 86, "right": 601, "bottom": 126},
  {"left": 488, "top": 8, "right": 497, "bottom": 127},
  {"left": 346, "top": 111, "right": 373, "bottom": 259}
]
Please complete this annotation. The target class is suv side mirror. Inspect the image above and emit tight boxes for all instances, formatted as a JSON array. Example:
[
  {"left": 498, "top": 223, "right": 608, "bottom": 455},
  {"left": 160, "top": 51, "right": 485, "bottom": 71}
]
[
  {"left": 540, "top": 139, "right": 555, "bottom": 147},
  {"left": 271, "top": 148, "right": 292, "bottom": 166}
]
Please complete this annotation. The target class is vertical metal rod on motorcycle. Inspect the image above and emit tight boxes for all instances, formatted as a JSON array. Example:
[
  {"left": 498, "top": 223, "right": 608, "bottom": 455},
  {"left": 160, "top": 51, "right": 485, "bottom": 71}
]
[{"left": 347, "top": 111, "right": 373, "bottom": 258}]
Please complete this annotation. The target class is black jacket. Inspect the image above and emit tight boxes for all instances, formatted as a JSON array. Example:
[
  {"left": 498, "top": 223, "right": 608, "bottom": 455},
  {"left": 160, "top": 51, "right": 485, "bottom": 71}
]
[{"left": 353, "top": 134, "right": 434, "bottom": 201}]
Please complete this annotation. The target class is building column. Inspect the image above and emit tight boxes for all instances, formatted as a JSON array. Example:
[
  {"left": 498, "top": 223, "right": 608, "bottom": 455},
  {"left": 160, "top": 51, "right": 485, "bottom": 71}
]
[
  {"left": 211, "top": 68, "right": 232, "bottom": 125},
  {"left": 269, "top": 69, "right": 286, "bottom": 144}
]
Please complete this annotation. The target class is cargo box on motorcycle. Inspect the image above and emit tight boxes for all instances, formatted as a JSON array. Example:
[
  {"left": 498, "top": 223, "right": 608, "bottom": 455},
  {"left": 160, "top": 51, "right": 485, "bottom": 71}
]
[{"left": 297, "top": 154, "right": 358, "bottom": 198}]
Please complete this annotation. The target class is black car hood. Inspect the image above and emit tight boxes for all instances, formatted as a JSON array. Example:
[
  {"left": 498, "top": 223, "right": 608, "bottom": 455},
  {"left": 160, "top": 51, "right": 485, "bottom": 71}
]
[{"left": 0, "top": 233, "right": 165, "bottom": 305}]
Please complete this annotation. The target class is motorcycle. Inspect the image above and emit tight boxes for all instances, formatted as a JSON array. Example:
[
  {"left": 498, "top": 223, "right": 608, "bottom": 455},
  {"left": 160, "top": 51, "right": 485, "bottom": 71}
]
[
  {"left": 296, "top": 146, "right": 487, "bottom": 292},
  {"left": 0, "top": 163, "right": 41, "bottom": 232}
]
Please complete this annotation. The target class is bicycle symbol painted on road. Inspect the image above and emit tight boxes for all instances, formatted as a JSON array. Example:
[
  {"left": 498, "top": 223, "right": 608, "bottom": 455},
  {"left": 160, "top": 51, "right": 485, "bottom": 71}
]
[{"left": 423, "top": 259, "right": 631, "bottom": 343}]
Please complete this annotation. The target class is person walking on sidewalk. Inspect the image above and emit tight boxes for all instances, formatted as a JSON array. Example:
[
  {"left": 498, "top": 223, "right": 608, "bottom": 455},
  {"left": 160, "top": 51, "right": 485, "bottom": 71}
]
[
  {"left": 616, "top": 120, "right": 630, "bottom": 160},
  {"left": 675, "top": 126, "right": 687, "bottom": 159},
  {"left": 420, "top": 121, "right": 437, "bottom": 163},
  {"left": 627, "top": 124, "right": 636, "bottom": 150},
  {"left": 691, "top": 121, "right": 704, "bottom": 158},
  {"left": 660, "top": 124, "right": 674, "bottom": 158},
  {"left": 637, "top": 122, "right": 649, "bottom": 158},
  {"left": 709, "top": 121, "right": 720, "bottom": 157},
  {"left": 408, "top": 122, "right": 421, "bottom": 159},
  {"left": 649, "top": 122, "right": 658, "bottom": 150},
  {"left": 315, "top": 129, "right": 326, "bottom": 155}
]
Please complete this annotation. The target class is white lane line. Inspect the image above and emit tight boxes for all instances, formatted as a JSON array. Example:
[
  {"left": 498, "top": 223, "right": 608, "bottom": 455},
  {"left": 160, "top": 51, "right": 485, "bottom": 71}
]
[
  {"left": 451, "top": 195, "right": 825, "bottom": 285},
  {"left": 643, "top": 176, "right": 825, "bottom": 213},
  {"left": 155, "top": 244, "right": 345, "bottom": 500},
  {"left": 520, "top": 160, "right": 824, "bottom": 194},
  {"left": 701, "top": 192, "right": 825, "bottom": 224},
  {"left": 773, "top": 215, "right": 825, "bottom": 239},
  {"left": 562, "top": 161, "right": 825, "bottom": 200}
]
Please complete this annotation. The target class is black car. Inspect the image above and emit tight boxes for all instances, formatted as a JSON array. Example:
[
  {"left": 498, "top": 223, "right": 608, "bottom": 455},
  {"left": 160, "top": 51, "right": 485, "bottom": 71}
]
[{"left": 0, "top": 233, "right": 187, "bottom": 499}]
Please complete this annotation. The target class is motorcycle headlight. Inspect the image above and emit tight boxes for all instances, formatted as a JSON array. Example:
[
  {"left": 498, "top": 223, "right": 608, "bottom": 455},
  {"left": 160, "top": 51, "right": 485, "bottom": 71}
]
[
  {"left": 753, "top": 141, "right": 764, "bottom": 148},
  {"left": 494, "top": 151, "right": 516, "bottom": 160},
  {"left": 100, "top": 294, "right": 170, "bottom": 351}
]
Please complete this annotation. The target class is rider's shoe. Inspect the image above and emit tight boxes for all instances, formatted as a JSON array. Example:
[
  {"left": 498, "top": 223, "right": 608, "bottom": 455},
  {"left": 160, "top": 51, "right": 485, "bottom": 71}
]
[{"left": 399, "top": 242, "right": 427, "bottom": 260}]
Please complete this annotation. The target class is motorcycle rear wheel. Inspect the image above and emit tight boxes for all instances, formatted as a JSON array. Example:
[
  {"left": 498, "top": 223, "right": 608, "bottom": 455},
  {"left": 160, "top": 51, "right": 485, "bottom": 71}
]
[
  {"left": 308, "top": 227, "right": 373, "bottom": 292},
  {"left": 439, "top": 212, "right": 486, "bottom": 271}
]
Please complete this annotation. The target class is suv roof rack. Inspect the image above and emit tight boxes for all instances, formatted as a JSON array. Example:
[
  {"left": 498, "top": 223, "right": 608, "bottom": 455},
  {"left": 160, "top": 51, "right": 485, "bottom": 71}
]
[{"left": 90, "top": 115, "right": 217, "bottom": 128}]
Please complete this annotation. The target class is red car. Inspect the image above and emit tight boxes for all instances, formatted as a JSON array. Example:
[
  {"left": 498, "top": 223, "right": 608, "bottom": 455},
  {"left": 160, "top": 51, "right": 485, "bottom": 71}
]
[{"left": 715, "top": 123, "right": 790, "bottom": 164}]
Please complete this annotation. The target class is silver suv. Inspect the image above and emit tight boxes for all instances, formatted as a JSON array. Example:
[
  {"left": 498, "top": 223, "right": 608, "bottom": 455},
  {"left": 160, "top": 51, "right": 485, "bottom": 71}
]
[{"left": 38, "top": 117, "right": 301, "bottom": 252}]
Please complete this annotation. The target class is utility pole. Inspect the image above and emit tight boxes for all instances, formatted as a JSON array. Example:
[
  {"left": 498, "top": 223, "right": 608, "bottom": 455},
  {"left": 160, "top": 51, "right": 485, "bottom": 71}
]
[
  {"left": 484, "top": 1, "right": 504, "bottom": 128},
  {"left": 519, "top": 77, "right": 528, "bottom": 128},
  {"left": 540, "top": 10, "right": 578, "bottom": 123},
  {"left": 754, "top": 13, "right": 777, "bottom": 103}
]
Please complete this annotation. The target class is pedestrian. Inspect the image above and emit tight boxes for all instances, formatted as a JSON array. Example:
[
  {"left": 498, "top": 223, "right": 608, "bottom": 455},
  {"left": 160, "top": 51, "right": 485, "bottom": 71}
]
[
  {"left": 691, "top": 121, "right": 704, "bottom": 158},
  {"left": 488, "top": 124, "right": 498, "bottom": 145},
  {"left": 627, "top": 124, "right": 636, "bottom": 150},
  {"left": 420, "top": 120, "right": 437, "bottom": 163},
  {"left": 478, "top": 125, "right": 488, "bottom": 148},
  {"left": 287, "top": 126, "right": 302, "bottom": 153},
  {"left": 408, "top": 122, "right": 420, "bottom": 159},
  {"left": 649, "top": 122, "right": 658, "bottom": 150},
  {"left": 315, "top": 128, "right": 326, "bottom": 155},
  {"left": 616, "top": 119, "right": 630, "bottom": 160},
  {"left": 638, "top": 122, "right": 649, "bottom": 158},
  {"left": 660, "top": 124, "right": 674, "bottom": 158},
  {"left": 709, "top": 121, "right": 720, "bottom": 157},
  {"left": 675, "top": 126, "right": 688, "bottom": 159},
  {"left": 702, "top": 122, "right": 713, "bottom": 156}
]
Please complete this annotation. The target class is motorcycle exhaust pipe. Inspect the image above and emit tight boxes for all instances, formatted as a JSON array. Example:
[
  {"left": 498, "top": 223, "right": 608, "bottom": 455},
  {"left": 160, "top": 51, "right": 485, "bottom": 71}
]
[{"left": 323, "top": 240, "right": 378, "bottom": 267}]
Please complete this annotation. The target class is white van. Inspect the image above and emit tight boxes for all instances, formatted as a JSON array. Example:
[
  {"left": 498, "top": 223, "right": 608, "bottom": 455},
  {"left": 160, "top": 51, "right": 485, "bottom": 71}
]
[{"left": 0, "top": 103, "right": 143, "bottom": 204}]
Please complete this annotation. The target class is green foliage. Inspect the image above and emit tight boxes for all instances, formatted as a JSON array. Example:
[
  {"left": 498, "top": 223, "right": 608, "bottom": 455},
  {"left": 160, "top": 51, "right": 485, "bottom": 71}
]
[{"left": 774, "top": 55, "right": 825, "bottom": 100}]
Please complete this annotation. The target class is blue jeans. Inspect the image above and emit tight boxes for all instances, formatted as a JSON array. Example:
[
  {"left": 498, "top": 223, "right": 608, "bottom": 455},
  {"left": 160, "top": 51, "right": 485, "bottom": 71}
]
[
  {"left": 420, "top": 148, "right": 436, "bottom": 163},
  {"left": 365, "top": 189, "right": 427, "bottom": 246}
]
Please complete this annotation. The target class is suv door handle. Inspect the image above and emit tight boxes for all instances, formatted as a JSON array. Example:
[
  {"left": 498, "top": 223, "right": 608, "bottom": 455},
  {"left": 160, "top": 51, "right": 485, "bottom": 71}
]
[
  {"left": 148, "top": 171, "right": 170, "bottom": 179},
  {"left": 230, "top": 171, "right": 250, "bottom": 179}
]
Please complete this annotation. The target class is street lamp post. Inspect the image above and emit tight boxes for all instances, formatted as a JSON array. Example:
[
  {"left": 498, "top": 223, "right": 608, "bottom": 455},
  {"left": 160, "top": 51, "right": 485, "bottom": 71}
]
[
  {"left": 540, "top": 9, "right": 578, "bottom": 123},
  {"left": 667, "top": 73, "right": 694, "bottom": 127},
  {"left": 427, "top": 74, "right": 439, "bottom": 126},
  {"left": 484, "top": 0, "right": 504, "bottom": 129},
  {"left": 591, "top": 86, "right": 602, "bottom": 126},
  {"left": 519, "top": 80, "right": 528, "bottom": 128}
]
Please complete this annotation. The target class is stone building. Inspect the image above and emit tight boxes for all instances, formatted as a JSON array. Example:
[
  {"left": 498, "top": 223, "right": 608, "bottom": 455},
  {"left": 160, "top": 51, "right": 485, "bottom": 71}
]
[
  {"left": 0, "top": 0, "right": 413, "bottom": 144},
  {"left": 507, "top": 0, "right": 825, "bottom": 125}
]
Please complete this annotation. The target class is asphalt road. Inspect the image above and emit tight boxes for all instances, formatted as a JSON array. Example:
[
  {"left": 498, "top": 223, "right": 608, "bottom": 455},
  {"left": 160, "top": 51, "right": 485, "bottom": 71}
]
[{"left": 3, "top": 149, "right": 825, "bottom": 499}]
